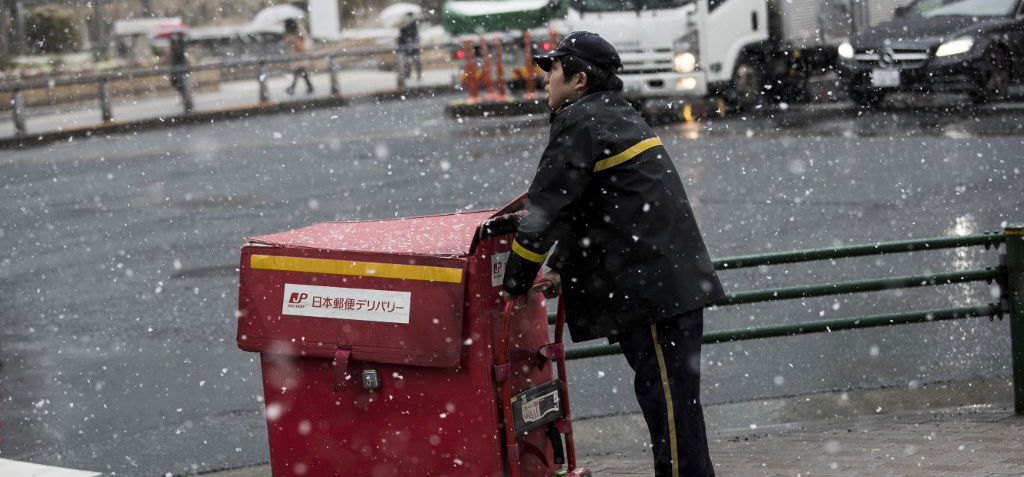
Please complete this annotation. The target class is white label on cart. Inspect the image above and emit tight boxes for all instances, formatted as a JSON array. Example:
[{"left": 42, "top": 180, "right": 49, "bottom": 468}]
[
  {"left": 491, "top": 251, "right": 510, "bottom": 287},
  {"left": 522, "top": 390, "right": 560, "bottom": 423},
  {"left": 282, "top": 284, "right": 411, "bottom": 323}
]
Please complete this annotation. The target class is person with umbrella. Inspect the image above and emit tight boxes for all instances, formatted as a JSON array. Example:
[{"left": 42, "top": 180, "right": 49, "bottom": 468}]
[
  {"left": 282, "top": 18, "right": 314, "bottom": 95},
  {"left": 396, "top": 12, "right": 422, "bottom": 84},
  {"left": 150, "top": 23, "right": 191, "bottom": 99},
  {"left": 168, "top": 31, "right": 189, "bottom": 96}
]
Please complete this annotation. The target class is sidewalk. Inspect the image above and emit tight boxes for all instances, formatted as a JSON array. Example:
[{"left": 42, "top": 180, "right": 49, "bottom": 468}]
[
  {"left": 200, "top": 378, "right": 1023, "bottom": 476},
  {"left": 0, "top": 67, "right": 454, "bottom": 144},
  {"left": 591, "top": 406, "right": 1023, "bottom": 476}
]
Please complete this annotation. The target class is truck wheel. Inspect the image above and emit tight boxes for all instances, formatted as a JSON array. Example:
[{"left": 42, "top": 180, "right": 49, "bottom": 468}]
[
  {"left": 972, "top": 48, "right": 1011, "bottom": 103},
  {"left": 730, "top": 59, "right": 768, "bottom": 111}
]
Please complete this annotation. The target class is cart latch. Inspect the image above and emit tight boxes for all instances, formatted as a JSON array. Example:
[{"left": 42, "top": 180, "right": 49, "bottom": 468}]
[
  {"left": 537, "top": 342, "right": 565, "bottom": 362},
  {"left": 332, "top": 348, "right": 352, "bottom": 393}
]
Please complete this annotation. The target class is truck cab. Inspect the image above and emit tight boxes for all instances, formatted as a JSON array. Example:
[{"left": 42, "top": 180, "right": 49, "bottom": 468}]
[
  {"left": 442, "top": 0, "right": 708, "bottom": 100},
  {"left": 561, "top": 0, "right": 707, "bottom": 98}
]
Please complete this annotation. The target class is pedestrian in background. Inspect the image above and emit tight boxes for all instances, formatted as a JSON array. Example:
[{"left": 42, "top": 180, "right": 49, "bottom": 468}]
[
  {"left": 282, "top": 18, "right": 314, "bottom": 95},
  {"left": 168, "top": 31, "right": 189, "bottom": 97},
  {"left": 501, "top": 31, "right": 725, "bottom": 477},
  {"left": 396, "top": 12, "right": 422, "bottom": 83}
]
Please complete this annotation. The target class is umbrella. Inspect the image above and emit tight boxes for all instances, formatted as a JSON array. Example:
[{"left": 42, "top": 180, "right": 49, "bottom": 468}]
[
  {"left": 247, "top": 4, "right": 307, "bottom": 33},
  {"left": 379, "top": 3, "right": 422, "bottom": 28},
  {"left": 148, "top": 22, "right": 190, "bottom": 40}
]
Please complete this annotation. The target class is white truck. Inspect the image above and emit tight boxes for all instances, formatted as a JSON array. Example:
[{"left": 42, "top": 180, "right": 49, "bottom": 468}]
[
  {"left": 556, "top": 0, "right": 701, "bottom": 101},
  {"left": 442, "top": 0, "right": 702, "bottom": 101},
  {"left": 444, "top": 0, "right": 916, "bottom": 110}
]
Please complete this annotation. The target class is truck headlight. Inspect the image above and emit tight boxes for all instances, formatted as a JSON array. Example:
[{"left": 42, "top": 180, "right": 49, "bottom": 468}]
[
  {"left": 935, "top": 37, "right": 973, "bottom": 57},
  {"left": 673, "top": 32, "right": 699, "bottom": 73},
  {"left": 673, "top": 52, "right": 697, "bottom": 73},
  {"left": 837, "top": 41, "right": 854, "bottom": 60}
]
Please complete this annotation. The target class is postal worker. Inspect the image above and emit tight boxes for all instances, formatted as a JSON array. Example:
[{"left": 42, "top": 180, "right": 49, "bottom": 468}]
[{"left": 501, "top": 31, "right": 725, "bottom": 477}]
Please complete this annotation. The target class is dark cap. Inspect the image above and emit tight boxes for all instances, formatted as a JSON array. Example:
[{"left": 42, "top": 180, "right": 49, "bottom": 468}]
[{"left": 533, "top": 31, "right": 622, "bottom": 73}]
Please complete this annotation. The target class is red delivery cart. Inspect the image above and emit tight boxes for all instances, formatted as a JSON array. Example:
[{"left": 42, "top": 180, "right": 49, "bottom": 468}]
[{"left": 236, "top": 196, "right": 591, "bottom": 477}]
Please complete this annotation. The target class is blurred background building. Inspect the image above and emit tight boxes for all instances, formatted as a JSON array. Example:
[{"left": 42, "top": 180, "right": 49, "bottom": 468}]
[{"left": 0, "top": 0, "right": 445, "bottom": 64}]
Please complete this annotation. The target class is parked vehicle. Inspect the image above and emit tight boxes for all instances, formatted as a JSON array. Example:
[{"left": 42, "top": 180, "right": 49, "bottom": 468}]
[
  {"left": 836, "top": 0, "right": 1024, "bottom": 106},
  {"left": 673, "top": 0, "right": 917, "bottom": 109}
]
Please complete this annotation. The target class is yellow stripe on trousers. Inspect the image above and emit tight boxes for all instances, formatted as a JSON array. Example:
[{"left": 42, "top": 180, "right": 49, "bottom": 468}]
[{"left": 651, "top": 324, "right": 680, "bottom": 477}]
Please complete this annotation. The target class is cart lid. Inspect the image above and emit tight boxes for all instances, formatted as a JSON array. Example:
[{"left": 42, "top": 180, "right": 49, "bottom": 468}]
[
  {"left": 235, "top": 195, "right": 529, "bottom": 367},
  {"left": 246, "top": 193, "right": 528, "bottom": 257},
  {"left": 247, "top": 210, "right": 498, "bottom": 258}
]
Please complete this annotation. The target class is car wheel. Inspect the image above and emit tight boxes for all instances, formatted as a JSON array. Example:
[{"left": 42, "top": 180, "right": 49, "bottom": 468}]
[
  {"left": 730, "top": 58, "right": 768, "bottom": 111},
  {"left": 972, "top": 48, "right": 1011, "bottom": 103},
  {"left": 850, "top": 90, "right": 884, "bottom": 108}
]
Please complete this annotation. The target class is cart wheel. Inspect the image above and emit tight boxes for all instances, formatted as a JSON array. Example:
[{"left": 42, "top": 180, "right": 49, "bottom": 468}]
[{"left": 851, "top": 90, "right": 884, "bottom": 108}]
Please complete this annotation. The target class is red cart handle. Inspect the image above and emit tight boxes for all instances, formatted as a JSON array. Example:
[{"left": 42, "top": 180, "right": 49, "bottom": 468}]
[
  {"left": 496, "top": 281, "right": 579, "bottom": 476},
  {"left": 496, "top": 281, "right": 555, "bottom": 372}
]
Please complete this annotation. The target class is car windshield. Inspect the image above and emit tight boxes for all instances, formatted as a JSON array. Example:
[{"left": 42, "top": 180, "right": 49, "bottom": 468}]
[
  {"left": 571, "top": 0, "right": 692, "bottom": 13},
  {"left": 904, "top": 0, "right": 1017, "bottom": 17}
]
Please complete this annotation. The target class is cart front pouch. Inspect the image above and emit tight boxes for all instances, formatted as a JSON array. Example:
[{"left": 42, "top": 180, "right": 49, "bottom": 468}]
[{"left": 511, "top": 380, "right": 563, "bottom": 436}]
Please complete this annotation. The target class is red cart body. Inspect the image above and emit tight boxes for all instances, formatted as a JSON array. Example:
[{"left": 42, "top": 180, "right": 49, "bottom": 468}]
[{"left": 236, "top": 202, "right": 561, "bottom": 477}]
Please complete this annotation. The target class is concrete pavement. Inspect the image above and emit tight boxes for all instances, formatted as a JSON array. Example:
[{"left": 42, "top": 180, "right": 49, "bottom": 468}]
[
  {"left": 591, "top": 405, "right": 1023, "bottom": 476},
  {"left": 197, "top": 378, "right": 1022, "bottom": 477},
  {"left": 0, "top": 459, "right": 101, "bottom": 477}
]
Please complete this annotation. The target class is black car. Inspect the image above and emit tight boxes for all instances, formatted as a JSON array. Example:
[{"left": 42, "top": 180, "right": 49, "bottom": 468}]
[{"left": 837, "top": 0, "right": 1024, "bottom": 105}]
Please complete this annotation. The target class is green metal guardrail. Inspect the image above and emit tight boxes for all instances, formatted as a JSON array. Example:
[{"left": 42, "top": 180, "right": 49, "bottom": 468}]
[{"left": 552, "top": 225, "right": 1024, "bottom": 415}]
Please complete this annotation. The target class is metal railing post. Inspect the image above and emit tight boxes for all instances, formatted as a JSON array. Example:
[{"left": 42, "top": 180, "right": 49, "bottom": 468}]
[
  {"left": 328, "top": 54, "right": 340, "bottom": 97},
  {"left": 1005, "top": 225, "right": 1024, "bottom": 415},
  {"left": 258, "top": 61, "right": 270, "bottom": 103},
  {"left": 99, "top": 78, "right": 113, "bottom": 122},
  {"left": 12, "top": 89, "right": 27, "bottom": 136}
]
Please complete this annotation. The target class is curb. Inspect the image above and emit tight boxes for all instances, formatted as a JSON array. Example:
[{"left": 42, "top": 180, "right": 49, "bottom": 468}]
[
  {"left": 444, "top": 97, "right": 549, "bottom": 118},
  {"left": 0, "top": 85, "right": 453, "bottom": 151}
]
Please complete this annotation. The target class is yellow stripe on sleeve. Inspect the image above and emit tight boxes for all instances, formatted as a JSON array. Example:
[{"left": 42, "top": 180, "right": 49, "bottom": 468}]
[
  {"left": 511, "top": 240, "right": 548, "bottom": 264},
  {"left": 593, "top": 137, "right": 663, "bottom": 172}
]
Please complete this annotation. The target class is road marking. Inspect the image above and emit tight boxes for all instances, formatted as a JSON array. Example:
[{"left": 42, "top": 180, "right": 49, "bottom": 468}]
[{"left": 0, "top": 459, "right": 101, "bottom": 477}]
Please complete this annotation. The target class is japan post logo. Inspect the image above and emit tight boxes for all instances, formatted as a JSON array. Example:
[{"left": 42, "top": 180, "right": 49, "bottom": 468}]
[
  {"left": 288, "top": 292, "right": 309, "bottom": 304},
  {"left": 491, "top": 251, "right": 510, "bottom": 287}
]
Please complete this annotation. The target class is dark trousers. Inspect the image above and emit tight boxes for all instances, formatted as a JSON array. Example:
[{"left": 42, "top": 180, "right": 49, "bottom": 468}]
[
  {"left": 617, "top": 309, "right": 715, "bottom": 477},
  {"left": 287, "top": 68, "right": 313, "bottom": 94}
]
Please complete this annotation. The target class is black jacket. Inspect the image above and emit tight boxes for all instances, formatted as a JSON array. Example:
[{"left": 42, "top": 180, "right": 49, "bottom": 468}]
[
  {"left": 502, "top": 91, "right": 725, "bottom": 342},
  {"left": 397, "top": 20, "right": 419, "bottom": 47}
]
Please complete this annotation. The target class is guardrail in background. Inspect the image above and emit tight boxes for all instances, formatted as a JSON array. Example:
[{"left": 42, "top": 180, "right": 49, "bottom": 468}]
[
  {"left": 0, "top": 46, "right": 445, "bottom": 137},
  {"left": 553, "top": 226, "right": 1024, "bottom": 415}
]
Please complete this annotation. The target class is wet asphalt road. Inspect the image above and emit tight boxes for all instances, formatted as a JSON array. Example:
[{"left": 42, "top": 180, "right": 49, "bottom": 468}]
[{"left": 1, "top": 93, "right": 1022, "bottom": 476}]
